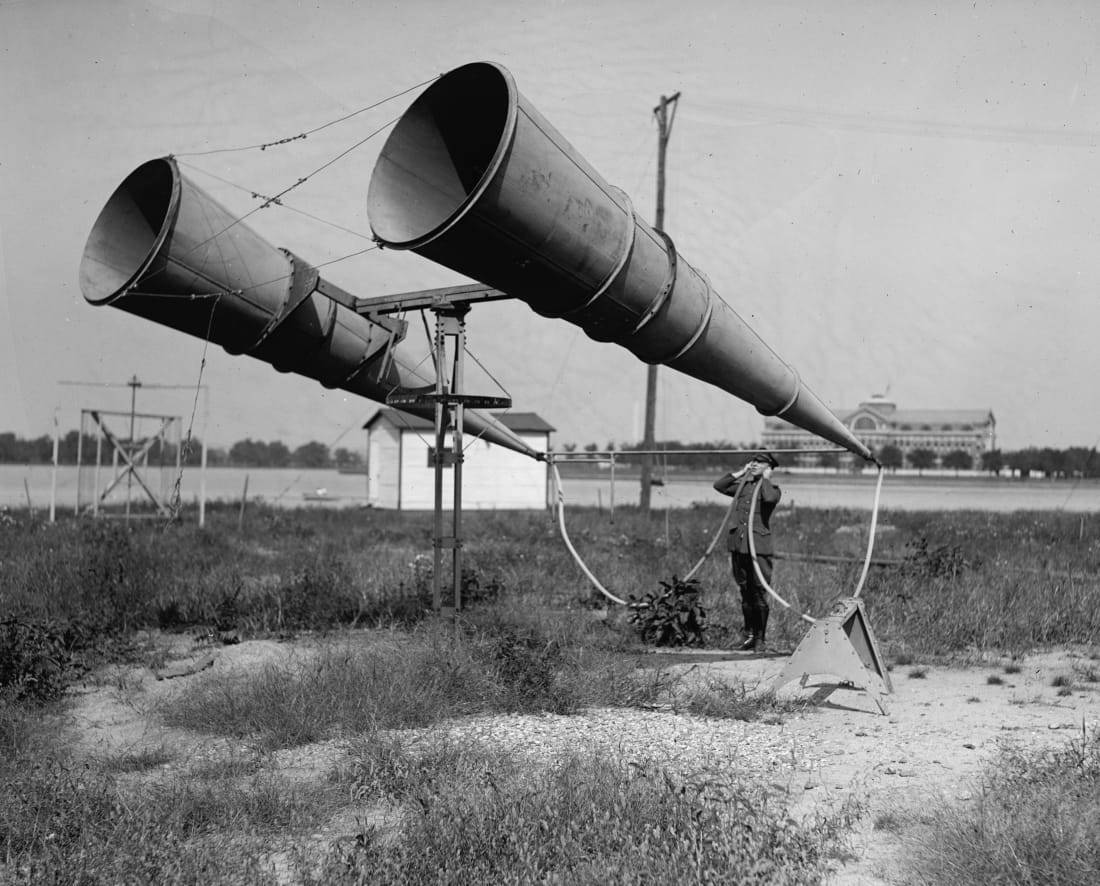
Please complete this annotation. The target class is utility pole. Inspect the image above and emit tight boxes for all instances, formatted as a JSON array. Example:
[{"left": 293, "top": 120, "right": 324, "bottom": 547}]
[{"left": 640, "top": 90, "right": 681, "bottom": 514}]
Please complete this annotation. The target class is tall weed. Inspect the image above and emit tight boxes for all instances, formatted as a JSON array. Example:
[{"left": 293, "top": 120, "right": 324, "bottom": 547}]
[
  {"left": 902, "top": 727, "right": 1100, "bottom": 885},
  {"left": 313, "top": 743, "right": 846, "bottom": 885}
]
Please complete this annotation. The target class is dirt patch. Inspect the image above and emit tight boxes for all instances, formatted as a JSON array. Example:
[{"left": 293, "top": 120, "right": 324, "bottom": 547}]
[
  {"left": 658, "top": 646, "right": 1100, "bottom": 884},
  {"left": 60, "top": 633, "right": 1100, "bottom": 885}
]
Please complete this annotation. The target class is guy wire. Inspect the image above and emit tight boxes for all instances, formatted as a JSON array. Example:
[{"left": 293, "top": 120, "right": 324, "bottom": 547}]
[
  {"left": 175, "top": 75, "right": 439, "bottom": 157},
  {"left": 166, "top": 294, "right": 221, "bottom": 525},
  {"left": 174, "top": 115, "right": 399, "bottom": 263},
  {"left": 460, "top": 343, "right": 514, "bottom": 455},
  {"left": 177, "top": 161, "right": 375, "bottom": 241}
]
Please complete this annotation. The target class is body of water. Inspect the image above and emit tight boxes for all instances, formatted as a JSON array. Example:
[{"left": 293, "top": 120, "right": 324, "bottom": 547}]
[
  {"left": 3, "top": 465, "right": 1098, "bottom": 514},
  {"left": 571, "top": 474, "right": 1100, "bottom": 513},
  {"left": 2, "top": 465, "right": 371, "bottom": 514}
]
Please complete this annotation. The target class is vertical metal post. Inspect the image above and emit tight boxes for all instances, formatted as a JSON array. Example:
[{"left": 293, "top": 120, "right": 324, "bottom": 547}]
[
  {"left": 92, "top": 425, "right": 103, "bottom": 517},
  {"left": 451, "top": 307, "right": 467, "bottom": 612},
  {"left": 609, "top": 451, "right": 616, "bottom": 523},
  {"left": 75, "top": 415, "right": 85, "bottom": 516},
  {"left": 432, "top": 311, "right": 447, "bottom": 616},
  {"left": 126, "top": 375, "right": 141, "bottom": 518}
]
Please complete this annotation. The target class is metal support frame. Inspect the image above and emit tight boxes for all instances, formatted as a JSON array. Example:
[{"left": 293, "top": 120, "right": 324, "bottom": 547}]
[
  {"left": 353, "top": 284, "right": 514, "bottom": 618},
  {"left": 79, "top": 408, "right": 181, "bottom": 518}
]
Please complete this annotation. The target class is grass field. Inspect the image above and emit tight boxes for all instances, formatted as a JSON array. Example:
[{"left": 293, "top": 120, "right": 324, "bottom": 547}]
[{"left": 2, "top": 501, "right": 1098, "bottom": 882}]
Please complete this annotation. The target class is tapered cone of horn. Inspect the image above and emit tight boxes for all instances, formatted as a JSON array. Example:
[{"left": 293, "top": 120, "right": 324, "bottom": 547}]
[
  {"left": 79, "top": 156, "right": 537, "bottom": 458},
  {"left": 368, "top": 62, "right": 872, "bottom": 460}
]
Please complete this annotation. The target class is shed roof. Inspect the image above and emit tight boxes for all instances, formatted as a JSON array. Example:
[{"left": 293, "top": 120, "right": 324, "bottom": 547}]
[{"left": 364, "top": 409, "right": 555, "bottom": 434}]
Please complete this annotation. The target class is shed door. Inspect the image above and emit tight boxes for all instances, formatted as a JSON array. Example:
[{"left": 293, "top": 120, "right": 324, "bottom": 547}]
[{"left": 368, "top": 434, "right": 383, "bottom": 505}]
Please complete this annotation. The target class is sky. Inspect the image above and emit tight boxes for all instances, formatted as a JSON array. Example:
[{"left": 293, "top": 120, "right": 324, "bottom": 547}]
[{"left": 2, "top": 0, "right": 1099, "bottom": 453}]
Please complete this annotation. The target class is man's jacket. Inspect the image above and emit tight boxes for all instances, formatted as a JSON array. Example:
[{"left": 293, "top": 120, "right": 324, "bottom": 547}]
[{"left": 713, "top": 473, "right": 782, "bottom": 556}]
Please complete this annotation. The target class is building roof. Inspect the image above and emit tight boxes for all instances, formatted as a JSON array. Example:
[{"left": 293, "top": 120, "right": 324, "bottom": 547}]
[
  {"left": 765, "top": 406, "right": 994, "bottom": 431},
  {"left": 364, "top": 409, "right": 555, "bottom": 434}
]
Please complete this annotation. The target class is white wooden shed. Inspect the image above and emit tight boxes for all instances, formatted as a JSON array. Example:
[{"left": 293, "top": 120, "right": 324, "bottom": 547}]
[{"left": 363, "top": 409, "right": 554, "bottom": 510}]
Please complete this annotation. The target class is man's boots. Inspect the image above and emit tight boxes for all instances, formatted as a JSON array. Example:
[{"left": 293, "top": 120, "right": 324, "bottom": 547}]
[
  {"left": 738, "top": 602, "right": 756, "bottom": 650},
  {"left": 756, "top": 609, "right": 770, "bottom": 654}
]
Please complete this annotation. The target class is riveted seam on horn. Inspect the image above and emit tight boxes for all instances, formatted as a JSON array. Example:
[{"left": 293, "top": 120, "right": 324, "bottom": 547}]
[
  {"left": 338, "top": 323, "right": 394, "bottom": 388},
  {"left": 558, "top": 188, "right": 637, "bottom": 321},
  {"left": 245, "top": 249, "right": 321, "bottom": 356},
  {"left": 662, "top": 289, "right": 715, "bottom": 364},
  {"left": 630, "top": 229, "right": 678, "bottom": 335},
  {"left": 757, "top": 367, "right": 802, "bottom": 418}
]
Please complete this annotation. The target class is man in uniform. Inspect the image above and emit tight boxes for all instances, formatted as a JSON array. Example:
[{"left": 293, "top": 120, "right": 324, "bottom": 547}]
[{"left": 713, "top": 451, "right": 781, "bottom": 652}]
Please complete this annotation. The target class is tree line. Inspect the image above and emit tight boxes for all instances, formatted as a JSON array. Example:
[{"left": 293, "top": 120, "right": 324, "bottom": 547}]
[
  {"left": 3, "top": 429, "right": 1095, "bottom": 478},
  {"left": 562, "top": 439, "right": 1100, "bottom": 479},
  {"left": 0, "top": 431, "right": 363, "bottom": 470}
]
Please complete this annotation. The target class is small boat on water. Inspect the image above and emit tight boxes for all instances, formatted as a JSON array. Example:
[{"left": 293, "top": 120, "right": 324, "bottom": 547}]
[{"left": 302, "top": 487, "right": 340, "bottom": 502}]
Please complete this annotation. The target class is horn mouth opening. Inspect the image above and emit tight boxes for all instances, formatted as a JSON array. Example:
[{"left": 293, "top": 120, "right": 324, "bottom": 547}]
[
  {"left": 80, "top": 157, "right": 179, "bottom": 305},
  {"left": 368, "top": 62, "right": 516, "bottom": 249}
]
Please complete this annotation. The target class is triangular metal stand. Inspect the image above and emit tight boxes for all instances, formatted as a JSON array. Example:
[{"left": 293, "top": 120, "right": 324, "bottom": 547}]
[{"left": 772, "top": 597, "right": 894, "bottom": 714}]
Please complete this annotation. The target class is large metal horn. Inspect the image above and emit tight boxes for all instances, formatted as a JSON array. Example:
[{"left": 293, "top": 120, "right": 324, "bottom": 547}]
[
  {"left": 79, "top": 156, "right": 537, "bottom": 458},
  {"left": 368, "top": 62, "right": 872, "bottom": 460}
]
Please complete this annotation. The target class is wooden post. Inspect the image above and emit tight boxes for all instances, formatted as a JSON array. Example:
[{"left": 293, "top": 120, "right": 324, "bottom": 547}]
[
  {"left": 639, "top": 90, "right": 680, "bottom": 514},
  {"left": 237, "top": 473, "right": 249, "bottom": 532},
  {"left": 48, "top": 412, "right": 59, "bottom": 523}
]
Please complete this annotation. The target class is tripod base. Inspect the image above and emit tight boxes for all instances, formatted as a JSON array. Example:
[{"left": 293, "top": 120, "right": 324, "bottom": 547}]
[{"left": 772, "top": 597, "right": 893, "bottom": 715}]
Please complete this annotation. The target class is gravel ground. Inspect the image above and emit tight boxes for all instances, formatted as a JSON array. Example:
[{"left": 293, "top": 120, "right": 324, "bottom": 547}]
[{"left": 407, "top": 706, "right": 819, "bottom": 783}]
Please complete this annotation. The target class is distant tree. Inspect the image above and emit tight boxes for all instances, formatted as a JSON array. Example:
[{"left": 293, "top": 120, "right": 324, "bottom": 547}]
[
  {"left": 878, "top": 445, "right": 903, "bottom": 471},
  {"left": 292, "top": 441, "right": 330, "bottom": 468},
  {"left": 58, "top": 430, "right": 82, "bottom": 464},
  {"left": 1038, "top": 447, "right": 1066, "bottom": 478},
  {"left": 943, "top": 449, "right": 973, "bottom": 474},
  {"left": 817, "top": 451, "right": 840, "bottom": 471},
  {"left": 907, "top": 448, "right": 936, "bottom": 475},
  {"left": 981, "top": 449, "right": 1004, "bottom": 475},
  {"left": 267, "top": 440, "right": 291, "bottom": 468},
  {"left": 229, "top": 438, "right": 265, "bottom": 466},
  {"left": 562, "top": 442, "right": 577, "bottom": 453},
  {"left": 0, "top": 432, "right": 19, "bottom": 462},
  {"left": 1006, "top": 449, "right": 1032, "bottom": 478},
  {"left": 583, "top": 442, "right": 599, "bottom": 454},
  {"left": 333, "top": 447, "right": 361, "bottom": 469},
  {"left": 1063, "top": 447, "right": 1097, "bottom": 478}
]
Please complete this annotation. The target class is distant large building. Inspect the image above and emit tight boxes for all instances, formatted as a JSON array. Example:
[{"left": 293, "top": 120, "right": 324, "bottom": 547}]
[{"left": 762, "top": 394, "right": 996, "bottom": 467}]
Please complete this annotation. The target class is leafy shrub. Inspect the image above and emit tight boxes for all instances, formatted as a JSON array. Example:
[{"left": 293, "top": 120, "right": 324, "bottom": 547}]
[
  {"left": 0, "top": 618, "right": 70, "bottom": 703},
  {"left": 480, "top": 624, "right": 564, "bottom": 710},
  {"left": 460, "top": 566, "right": 504, "bottom": 607},
  {"left": 628, "top": 575, "right": 707, "bottom": 647},
  {"left": 902, "top": 536, "right": 980, "bottom": 578}
]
